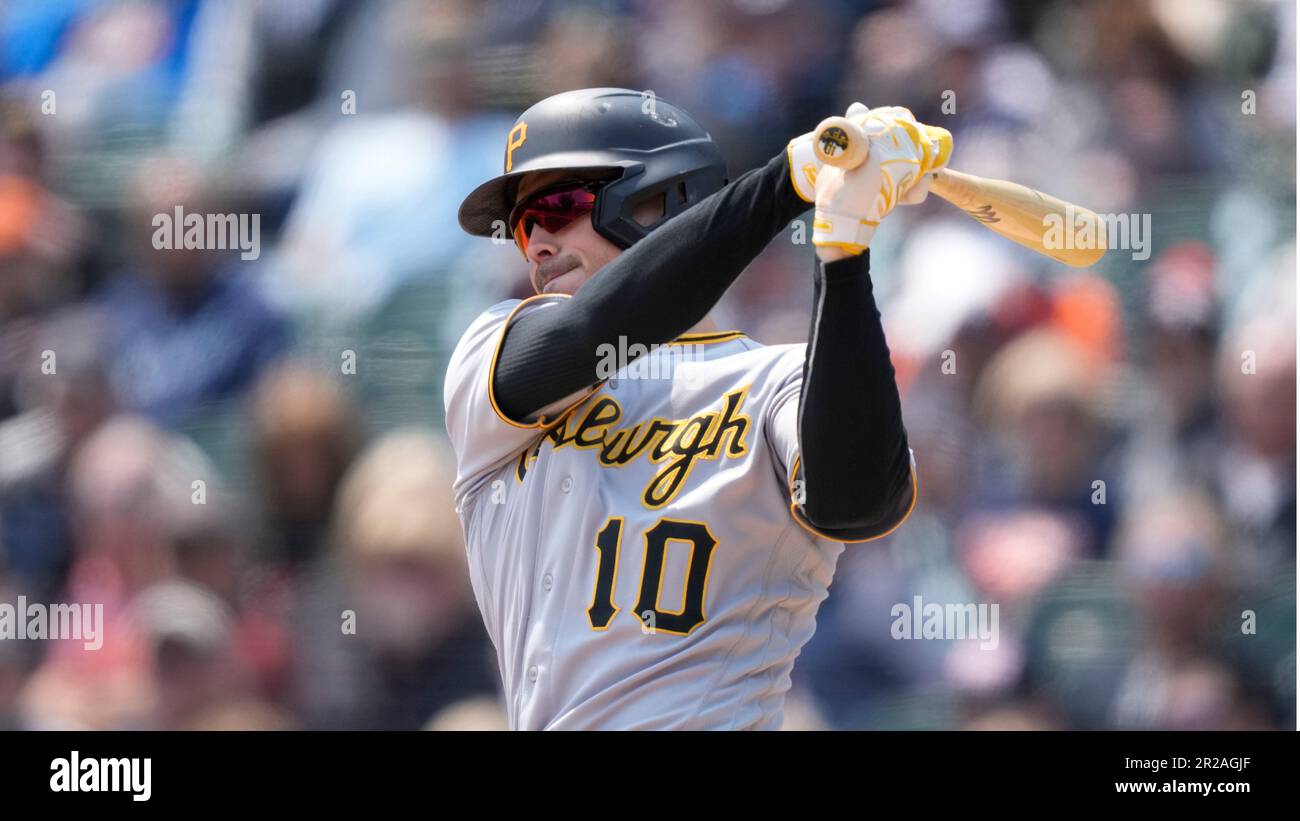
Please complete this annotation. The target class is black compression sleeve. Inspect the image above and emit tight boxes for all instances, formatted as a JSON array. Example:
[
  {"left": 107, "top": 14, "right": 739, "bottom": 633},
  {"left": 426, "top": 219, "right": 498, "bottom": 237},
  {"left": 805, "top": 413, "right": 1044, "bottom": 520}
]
[
  {"left": 796, "top": 251, "right": 914, "bottom": 536},
  {"left": 493, "top": 151, "right": 808, "bottom": 420}
]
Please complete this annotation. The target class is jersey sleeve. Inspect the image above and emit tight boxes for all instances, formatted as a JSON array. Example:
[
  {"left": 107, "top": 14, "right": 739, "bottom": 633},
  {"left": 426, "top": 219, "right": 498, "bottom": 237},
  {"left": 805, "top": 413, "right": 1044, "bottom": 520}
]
[
  {"left": 763, "top": 347, "right": 918, "bottom": 544},
  {"left": 443, "top": 295, "right": 600, "bottom": 503}
]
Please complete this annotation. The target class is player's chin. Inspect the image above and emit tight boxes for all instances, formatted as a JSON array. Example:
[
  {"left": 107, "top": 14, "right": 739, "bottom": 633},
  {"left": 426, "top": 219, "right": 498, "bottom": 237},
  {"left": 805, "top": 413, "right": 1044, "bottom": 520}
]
[{"left": 541, "top": 267, "right": 589, "bottom": 295}]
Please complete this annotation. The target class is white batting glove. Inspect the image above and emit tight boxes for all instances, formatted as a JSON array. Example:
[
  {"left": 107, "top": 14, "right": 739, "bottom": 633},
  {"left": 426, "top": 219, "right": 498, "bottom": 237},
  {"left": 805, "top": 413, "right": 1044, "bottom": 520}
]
[
  {"left": 867, "top": 106, "right": 953, "bottom": 205},
  {"left": 811, "top": 108, "right": 954, "bottom": 255},
  {"left": 811, "top": 113, "right": 919, "bottom": 255},
  {"left": 788, "top": 104, "right": 953, "bottom": 206}
]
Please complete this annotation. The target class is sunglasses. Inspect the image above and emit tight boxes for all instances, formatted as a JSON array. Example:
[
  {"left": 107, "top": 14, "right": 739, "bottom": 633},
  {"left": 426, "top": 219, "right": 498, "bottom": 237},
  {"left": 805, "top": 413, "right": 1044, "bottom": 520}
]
[{"left": 509, "top": 180, "right": 604, "bottom": 258}]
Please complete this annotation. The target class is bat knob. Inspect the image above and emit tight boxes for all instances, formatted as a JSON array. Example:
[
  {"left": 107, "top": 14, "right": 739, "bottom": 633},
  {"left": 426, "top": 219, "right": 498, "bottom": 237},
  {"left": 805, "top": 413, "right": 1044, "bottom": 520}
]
[{"left": 812, "top": 116, "right": 868, "bottom": 169}]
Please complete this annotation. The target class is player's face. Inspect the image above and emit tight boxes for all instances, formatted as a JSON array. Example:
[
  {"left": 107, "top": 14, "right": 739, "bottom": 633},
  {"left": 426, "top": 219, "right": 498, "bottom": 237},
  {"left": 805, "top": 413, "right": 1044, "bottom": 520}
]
[{"left": 513, "top": 172, "right": 623, "bottom": 296}]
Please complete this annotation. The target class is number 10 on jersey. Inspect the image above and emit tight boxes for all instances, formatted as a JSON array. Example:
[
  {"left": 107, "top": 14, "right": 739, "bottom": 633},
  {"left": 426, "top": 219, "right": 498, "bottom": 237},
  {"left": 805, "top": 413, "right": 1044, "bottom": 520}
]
[{"left": 588, "top": 517, "right": 719, "bottom": 636}]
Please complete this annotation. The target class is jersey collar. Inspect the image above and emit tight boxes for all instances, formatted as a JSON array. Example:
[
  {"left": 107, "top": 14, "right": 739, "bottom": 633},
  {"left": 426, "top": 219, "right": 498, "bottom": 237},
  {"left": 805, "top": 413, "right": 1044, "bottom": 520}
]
[{"left": 668, "top": 331, "right": 746, "bottom": 346}]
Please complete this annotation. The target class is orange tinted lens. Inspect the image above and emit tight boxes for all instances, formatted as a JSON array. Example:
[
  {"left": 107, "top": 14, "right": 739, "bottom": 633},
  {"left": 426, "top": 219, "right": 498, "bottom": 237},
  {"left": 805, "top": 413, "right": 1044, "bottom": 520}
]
[
  {"left": 510, "top": 184, "right": 598, "bottom": 256},
  {"left": 514, "top": 215, "right": 528, "bottom": 255}
]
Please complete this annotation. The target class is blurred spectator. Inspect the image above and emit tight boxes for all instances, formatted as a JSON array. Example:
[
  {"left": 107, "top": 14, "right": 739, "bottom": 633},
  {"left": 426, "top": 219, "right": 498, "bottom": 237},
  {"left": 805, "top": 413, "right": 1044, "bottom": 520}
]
[
  {"left": 0, "top": 101, "right": 87, "bottom": 419},
  {"left": 961, "top": 700, "right": 1062, "bottom": 731},
  {"left": 1120, "top": 242, "right": 1224, "bottom": 512},
  {"left": 67, "top": 415, "right": 218, "bottom": 596},
  {"left": 1214, "top": 313, "right": 1296, "bottom": 566},
  {"left": 17, "top": 415, "right": 223, "bottom": 728},
  {"left": 1110, "top": 489, "right": 1245, "bottom": 729},
  {"left": 294, "top": 429, "right": 497, "bottom": 729},
  {"left": 249, "top": 362, "right": 360, "bottom": 569},
  {"left": 185, "top": 699, "right": 300, "bottom": 731},
  {"left": 98, "top": 154, "right": 290, "bottom": 429},
  {"left": 130, "top": 579, "right": 240, "bottom": 730},
  {"left": 778, "top": 692, "right": 831, "bottom": 732},
  {"left": 971, "top": 328, "right": 1121, "bottom": 557},
  {"left": 958, "top": 509, "right": 1082, "bottom": 607},
  {"left": 265, "top": 0, "right": 519, "bottom": 328},
  {"left": 0, "top": 593, "right": 30, "bottom": 729},
  {"left": 424, "top": 695, "right": 508, "bottom": 731},
  {"left": 0, "top": 308, "right": 114, "bottom": 599}
]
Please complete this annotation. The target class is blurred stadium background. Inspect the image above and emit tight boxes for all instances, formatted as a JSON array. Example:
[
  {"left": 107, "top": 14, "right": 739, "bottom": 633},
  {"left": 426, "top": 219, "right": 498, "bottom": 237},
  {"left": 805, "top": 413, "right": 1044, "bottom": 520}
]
[{"left": 0, "top": 0, "right": 1293, "bottom": 730}]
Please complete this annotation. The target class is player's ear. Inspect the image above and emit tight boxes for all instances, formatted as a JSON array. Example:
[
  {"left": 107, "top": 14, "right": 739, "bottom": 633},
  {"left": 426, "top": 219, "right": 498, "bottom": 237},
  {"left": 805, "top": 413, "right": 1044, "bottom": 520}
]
[{"left": 630, "top": 192, "right": 667, "bottom": 228}]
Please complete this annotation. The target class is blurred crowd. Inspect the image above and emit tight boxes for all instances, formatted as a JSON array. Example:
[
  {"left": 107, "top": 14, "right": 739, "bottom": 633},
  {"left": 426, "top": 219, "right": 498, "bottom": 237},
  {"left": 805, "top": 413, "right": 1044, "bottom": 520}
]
[{"left": 0, "top": 0, "right": 1293, "bottom": 730}]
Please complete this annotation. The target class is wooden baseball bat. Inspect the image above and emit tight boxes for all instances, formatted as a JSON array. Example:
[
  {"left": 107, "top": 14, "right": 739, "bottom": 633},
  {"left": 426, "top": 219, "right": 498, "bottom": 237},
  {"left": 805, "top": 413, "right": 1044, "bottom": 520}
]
[{"left": 812, "top": 116, "right": 1106, "bottom": 268}]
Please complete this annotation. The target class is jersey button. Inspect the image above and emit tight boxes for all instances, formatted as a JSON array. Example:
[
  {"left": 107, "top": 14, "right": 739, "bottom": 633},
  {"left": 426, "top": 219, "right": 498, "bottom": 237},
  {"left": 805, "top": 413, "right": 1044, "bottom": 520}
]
[
  {"left": 527, "top": 665, "right": 539, "bottom": 683},
  {"left": 560, "top": 476, "right": 573, "bottom": 493},
  {"left": 543, "top": 573, "right": 553, "bottom": 591}
]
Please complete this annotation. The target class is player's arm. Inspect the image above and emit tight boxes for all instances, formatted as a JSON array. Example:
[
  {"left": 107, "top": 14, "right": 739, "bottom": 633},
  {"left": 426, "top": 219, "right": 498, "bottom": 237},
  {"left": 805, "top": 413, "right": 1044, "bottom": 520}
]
[
  {"left": 792, "top": 250, "right": 915, "bottom": 538},
  {"left": 790, "top": 108, "right": 951, "bottom": 537},
  {"left": 492, "top": 147, "right": 811, "bottom": 422}
]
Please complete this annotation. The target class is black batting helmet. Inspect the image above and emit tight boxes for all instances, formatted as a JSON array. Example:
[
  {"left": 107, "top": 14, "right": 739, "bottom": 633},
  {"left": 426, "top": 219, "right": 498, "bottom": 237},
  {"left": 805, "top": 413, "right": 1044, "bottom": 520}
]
[{"left": 457, "top": 88, "right": 727, "bottom": 250}]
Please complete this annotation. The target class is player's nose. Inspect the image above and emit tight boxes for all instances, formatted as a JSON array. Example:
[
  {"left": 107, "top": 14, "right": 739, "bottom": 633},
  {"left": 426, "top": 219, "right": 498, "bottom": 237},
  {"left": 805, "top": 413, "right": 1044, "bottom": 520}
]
[{"left": 525, "top": 226, "right": 559, "bottom": 265}]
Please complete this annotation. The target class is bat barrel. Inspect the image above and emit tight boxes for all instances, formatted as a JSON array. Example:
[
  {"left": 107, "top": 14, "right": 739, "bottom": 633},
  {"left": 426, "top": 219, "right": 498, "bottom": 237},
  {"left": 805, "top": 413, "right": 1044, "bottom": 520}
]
[{"left": 809, "top": 114, "right": 1105, "bottom": 268}]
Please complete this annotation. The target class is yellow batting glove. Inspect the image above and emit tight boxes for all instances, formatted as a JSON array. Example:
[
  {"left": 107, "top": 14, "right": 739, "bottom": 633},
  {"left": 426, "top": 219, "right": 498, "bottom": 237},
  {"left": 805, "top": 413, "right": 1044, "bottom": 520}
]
[
  {"left": 812, "top": 112, "right": 926, "bottom": 255},
  {"left": 787, "top": 104, "right": 953, "bottom": 204},
  {"left": 868, "top": 106, "right": 954, "bottom": 204}
]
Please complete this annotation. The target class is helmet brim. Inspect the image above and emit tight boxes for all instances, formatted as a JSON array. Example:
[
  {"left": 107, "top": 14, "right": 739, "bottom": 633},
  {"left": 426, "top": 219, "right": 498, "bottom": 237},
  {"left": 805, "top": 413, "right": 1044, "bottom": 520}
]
[{"left": 457, "top": 156, "right": 635, "bottom": 237}]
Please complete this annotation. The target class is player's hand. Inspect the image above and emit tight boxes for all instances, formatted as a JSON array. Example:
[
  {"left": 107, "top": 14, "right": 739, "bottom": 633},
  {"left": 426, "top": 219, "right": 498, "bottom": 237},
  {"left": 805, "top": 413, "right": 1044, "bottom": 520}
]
[
  {"left": 811, "top": 107, "right": 953, "bottom": 258},
  {"left": 787, "top": 104, "right": 952, "bottom": 203},
  {"left": 868, "top": 106, "right": 953, "bottom": 206},
  {"left": 811, "top": 110, "right": 919, "bottom": 257}
]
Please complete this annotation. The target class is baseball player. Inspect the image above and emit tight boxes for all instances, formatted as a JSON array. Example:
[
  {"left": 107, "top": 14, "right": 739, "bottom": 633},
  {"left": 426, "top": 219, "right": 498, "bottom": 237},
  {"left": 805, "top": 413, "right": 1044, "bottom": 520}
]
[{"left": 446, "top": 88, "right": 951, "bottom": 729}]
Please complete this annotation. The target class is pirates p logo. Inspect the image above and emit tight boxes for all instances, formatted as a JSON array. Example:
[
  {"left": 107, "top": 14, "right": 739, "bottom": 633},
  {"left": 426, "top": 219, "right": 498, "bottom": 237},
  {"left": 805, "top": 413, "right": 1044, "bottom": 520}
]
[{"left": 505, "top": 122, "right": 528, "bottom": 172}]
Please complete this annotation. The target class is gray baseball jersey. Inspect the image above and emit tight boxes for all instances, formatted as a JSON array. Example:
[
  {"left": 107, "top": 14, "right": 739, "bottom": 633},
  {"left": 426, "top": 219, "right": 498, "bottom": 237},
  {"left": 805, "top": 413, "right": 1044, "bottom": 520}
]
[{"left": 444, "top": 295, "right": 916, "bottom": 730}]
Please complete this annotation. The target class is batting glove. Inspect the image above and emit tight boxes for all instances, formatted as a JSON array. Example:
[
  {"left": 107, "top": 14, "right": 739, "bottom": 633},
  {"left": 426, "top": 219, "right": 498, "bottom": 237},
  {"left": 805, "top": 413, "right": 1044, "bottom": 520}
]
[
  {"left": 787, "top": 102, "right": 870, "bottom": 203},
  {"left": 811, "top": 108, "right": 954, "bottom": 255}
]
